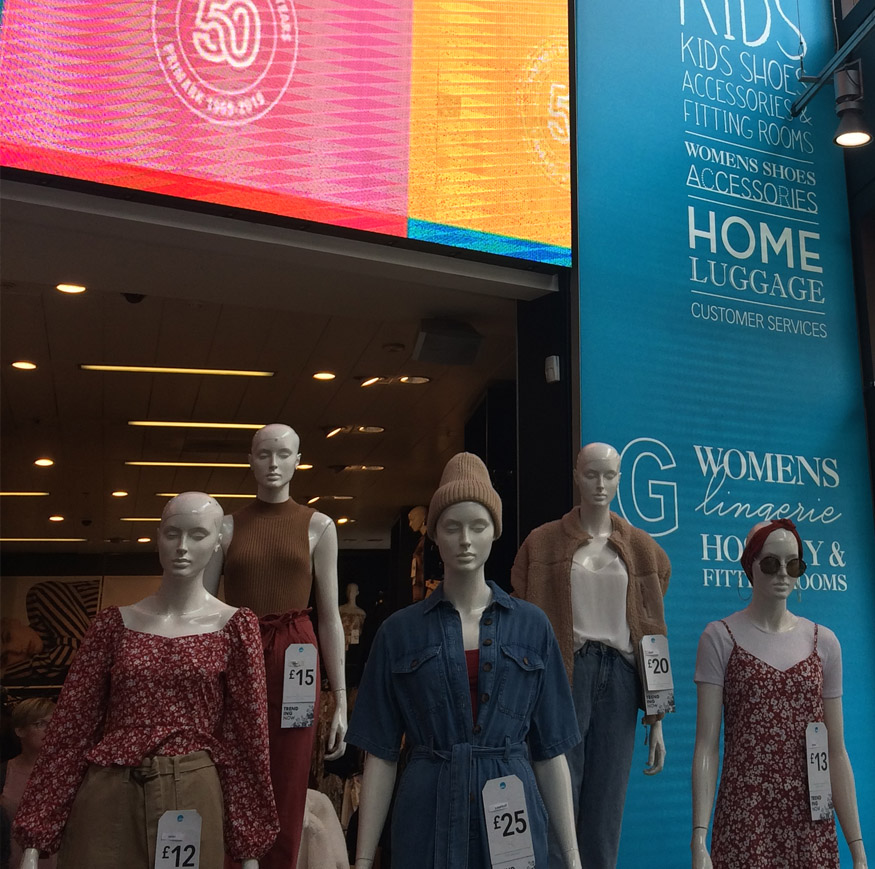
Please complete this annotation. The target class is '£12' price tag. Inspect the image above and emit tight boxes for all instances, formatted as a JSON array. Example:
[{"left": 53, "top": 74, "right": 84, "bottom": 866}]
[
  {"left": 282, "top": 643, "right": 317, "bottom": 728},
  {"left": 155, "top": 810, "right": 201, "bottom": 869},
  {"left": 482, "top": 775, "right": 535, "bottom": 869}
]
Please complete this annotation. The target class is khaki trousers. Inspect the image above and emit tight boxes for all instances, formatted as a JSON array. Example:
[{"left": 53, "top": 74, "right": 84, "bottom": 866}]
[{"left": 59, "top": 751, "right": 224, "bottom": 869}]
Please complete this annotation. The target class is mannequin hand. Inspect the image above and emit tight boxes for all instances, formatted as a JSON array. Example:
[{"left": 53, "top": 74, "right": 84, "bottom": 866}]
[
  {"left": 691, "top": 829, "right": 712, "bottom": 869},
  {"left": 324, "top": 693, "right": 348, "bottom": 761},
  {"left": 644, "top": 720, "right": 665, "bottom": 775},
  {"left": 241, "top": 860, "right": 258, "bottom": 869},
  {"left": 18, "top": 849, "right": 40, "bottom": 869},
  {"left": 850, "top": 839, "right": 867, "bottom": 869}
]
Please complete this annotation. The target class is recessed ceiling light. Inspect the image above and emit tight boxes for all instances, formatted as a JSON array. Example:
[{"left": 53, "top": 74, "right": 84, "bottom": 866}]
[
  {"left": 360, "top": 376, "right": 382, "bottom": 388},
  {"left": 0, "top": 491, "right": 49, "bottom": 496},
  {"left": 0, "top": 537, "right": 87, "bottom": 542},
  {"left": 34, "top": 458, "right": 54, "bottom": 467},
  {"left": 356, "top": 425, "right": 385, "bottom": 434},
  {"left": 80, "top": 364, "right": 274, "bottom": 377},
  {"left": 313, "top": 372, "right": 336, "bottom": 381},
  {"left": 111, "top": 490, "right": 128, "bottom": 498},
  {"left": 307, "top": 495, "right": 354, "bottom": 504},
  {"left": 125, "top": 461, "right": 249, "bottom": 468},
  {"left": 337, "top": 517, "right": 356, "bottom": 525},
  {"left": 326, "top": 427, "right": 344, "bottom": 439},
  {"left": 56, "top": 283, "right": 86, "bottom": 294},
  {"left": 49, "top": 515, "right": 64, "bottom": 522},
  {"left": 342, "top": 465, "right": 385, "bottom": 472},
  {"left": 128, "top": 421, "right": 264, "bottom": 430},
  {"left": 121, "top": 517, "right": 161, "bottom": 522},
  {"left": 297, "top": 463, "right": 314, "bottom": 470},
  {"left": 137, "top": 537, "right": 151, "bottom": 543},
  {"left": 11, "top": 361, "right": 37, "bottom": 370},
  {"left": 399, "top": 376, "right": 430, "bottom": 384}
]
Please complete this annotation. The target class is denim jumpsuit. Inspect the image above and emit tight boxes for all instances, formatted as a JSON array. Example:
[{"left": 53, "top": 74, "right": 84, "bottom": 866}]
[{"left": 347, "top": 581, "right": 580, "bottom": 868}]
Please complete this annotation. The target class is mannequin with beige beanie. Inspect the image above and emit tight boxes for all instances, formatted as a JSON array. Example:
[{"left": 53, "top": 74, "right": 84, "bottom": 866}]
[{"left": 347, "top": 452, "right": 582, "bottom": 868}]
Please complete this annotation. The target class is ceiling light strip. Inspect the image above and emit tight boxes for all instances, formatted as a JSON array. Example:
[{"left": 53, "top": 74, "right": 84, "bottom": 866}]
[{"left": 81, "top": 364, "right": 274, "bottom": 377}]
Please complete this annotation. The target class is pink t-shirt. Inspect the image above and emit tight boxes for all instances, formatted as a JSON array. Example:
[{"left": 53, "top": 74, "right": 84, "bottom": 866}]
[{"left": 694, "top": 611, "right": 842, "bottom": 699}]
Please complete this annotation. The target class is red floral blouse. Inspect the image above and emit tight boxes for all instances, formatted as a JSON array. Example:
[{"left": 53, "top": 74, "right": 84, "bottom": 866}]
[{"left": 13, "top": 606, "right": 279, "bottom": 861}]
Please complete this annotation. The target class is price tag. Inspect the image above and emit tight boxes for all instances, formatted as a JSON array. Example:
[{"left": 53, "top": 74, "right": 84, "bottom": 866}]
[
  {"left": 639, "top": 635, "right": 675, "bottom": 716},
  {"left": 155, "top": 810, "right": 201, "bottom": 869},
  {"left": 282, "top": 643, "right": 317, "bottom": 728},
  {"left": 482, "top": 775, "right": 535, "bottom": 869},
  {"left": 806, "top": 722, "right": 833, "bottom": 821}
]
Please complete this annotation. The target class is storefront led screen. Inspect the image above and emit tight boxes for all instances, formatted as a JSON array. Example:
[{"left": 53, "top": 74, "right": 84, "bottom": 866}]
[{"left": 0, "top": 0, "right": 571, "bottom": 266}]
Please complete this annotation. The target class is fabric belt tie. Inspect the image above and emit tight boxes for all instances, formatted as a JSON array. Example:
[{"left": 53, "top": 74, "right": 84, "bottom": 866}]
[
  {"left": 258, "top": 608, "right": 313, "bottom": 643},
  {"left": 411, "top": 739, "right": 527, "bottom": 869}
]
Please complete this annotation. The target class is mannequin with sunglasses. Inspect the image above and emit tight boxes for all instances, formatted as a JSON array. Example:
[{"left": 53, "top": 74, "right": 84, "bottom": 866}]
[{"left": 691, "top": 518, "right": 867, "bottom": 869}]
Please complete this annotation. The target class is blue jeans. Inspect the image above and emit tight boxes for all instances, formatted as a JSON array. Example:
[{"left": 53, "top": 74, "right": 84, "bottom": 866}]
[{"left": 548, "top": 641, "right": 640, "bottom": 869}]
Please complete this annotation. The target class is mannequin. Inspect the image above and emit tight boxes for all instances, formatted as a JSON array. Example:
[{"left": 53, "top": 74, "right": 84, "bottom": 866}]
[
  {"left": 408, "top": 505, "right": 428, "bottom": 602},
  {"left": 511, "top": 442, "right": 671, "bottom": 869},
  {"left": 348, "top": 452, "right": 582, "bottom": 869},
  {"left": 338, "top": 583, "right": 366, "bottom": 650},
  {"left": 204, "top": 424, "right": 346, "bottom": 869},
  {"left": 14, "top": 492, "right": 278, "bottom": 869},
  {"left": 691, "top": 518, "right": 867, "bottom": 868}
]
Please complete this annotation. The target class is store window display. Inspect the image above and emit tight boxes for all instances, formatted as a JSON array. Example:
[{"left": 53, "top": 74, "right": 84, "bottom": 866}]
[
  {"left": 1, "top": 698, "right": 57, "bottom": 869},
  {"left": 511, "top": 442, "right": 671, "bottom": 869},
  {"left": 12, "top": 492, "right": 278, "bottom": 869},
  {"left": 348, "top": 452, "right": 582, "bottom": 869},
  {"left": 204, "top": 423, "right": 346, "bottom": 869},
  {"left": 691, "top": 518, "right": 868, "bottom": 869}
]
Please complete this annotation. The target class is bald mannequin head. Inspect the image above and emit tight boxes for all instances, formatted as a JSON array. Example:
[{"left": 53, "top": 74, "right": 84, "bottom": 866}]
[
  {"left": 249, "top": 423, "right": 301, "bottom": 498},
  {"left": 160, "top": 491, "right": 224, "bottom": 532},
  {"left": 251, "top": 423, "right": 300, "bottom": 454},
  {"left": 574, "top": 442, "right": 621, "bottom": 510}
]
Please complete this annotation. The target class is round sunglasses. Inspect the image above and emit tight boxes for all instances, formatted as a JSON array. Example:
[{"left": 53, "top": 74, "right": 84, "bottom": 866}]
[{"left": 756, "top": 555, "right": 806, "bottom": 578}]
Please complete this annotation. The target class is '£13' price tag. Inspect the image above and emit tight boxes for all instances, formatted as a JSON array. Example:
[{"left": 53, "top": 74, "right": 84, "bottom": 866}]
[
  {"left": 482, "top": 775, "right": 535, "bottom": 869},
  {"left": 806, "top": 722, "right": 833, "bottom": 821},
  {"left": 155, "top": 810, "right": 201, "bottom": 869},
  {"left": 282, "top": 643, "right": 317, "bottom": 728}
]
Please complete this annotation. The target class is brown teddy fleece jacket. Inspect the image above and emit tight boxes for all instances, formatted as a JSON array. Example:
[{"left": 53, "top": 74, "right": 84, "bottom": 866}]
[{"left": 511, "top": 507, "right": 671, "bottom": 723}]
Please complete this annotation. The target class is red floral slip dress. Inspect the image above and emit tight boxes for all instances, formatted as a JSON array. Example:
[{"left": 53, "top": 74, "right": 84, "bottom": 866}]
[{"left": 711, "top": 619, "right": 839, "bottom": 868}]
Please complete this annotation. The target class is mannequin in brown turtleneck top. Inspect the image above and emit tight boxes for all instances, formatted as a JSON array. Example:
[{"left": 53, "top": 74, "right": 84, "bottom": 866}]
[{"left": 204, "top": 424, "right": 346, "bottom": 869}]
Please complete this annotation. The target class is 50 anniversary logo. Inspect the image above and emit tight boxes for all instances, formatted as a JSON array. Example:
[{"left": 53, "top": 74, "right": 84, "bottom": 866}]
[{"left": 153, "top": 0, "right": 298, "bottom": 125}]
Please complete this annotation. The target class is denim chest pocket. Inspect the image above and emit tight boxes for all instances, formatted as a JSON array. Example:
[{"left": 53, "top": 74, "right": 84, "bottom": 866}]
[
  {"left": 497, "top": 643, "right": 544, "bottom": 720},
  {"left": 391, "top": 644, "right": 446, "bottom": 720}
]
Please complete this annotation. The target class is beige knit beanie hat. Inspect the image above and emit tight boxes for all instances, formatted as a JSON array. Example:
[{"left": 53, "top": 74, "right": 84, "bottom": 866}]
[{"left": 426, "top": 452, "right": 502, "bottom": 540}]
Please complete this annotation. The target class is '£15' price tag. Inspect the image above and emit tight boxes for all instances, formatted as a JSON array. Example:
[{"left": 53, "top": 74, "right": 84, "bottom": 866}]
[
  {"left": 482, "top": 775, "right": 535, "bottom": 869},
  {"left": 155, "top": 810, "right": 201, "bottom": 869},
  {"left": 282, "top": 643, "right": 317, "bottom": 728},
  {"left": 806, "top": 722, "right": 833, "bottom": 821}
]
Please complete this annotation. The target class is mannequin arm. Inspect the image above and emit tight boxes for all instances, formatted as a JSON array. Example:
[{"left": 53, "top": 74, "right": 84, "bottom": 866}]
[
  {"left": 532, "top": 755, "right": 581, "bottom": 869},
  {"left": 644, "top": 719, "right": 665, "bottom": 775},
  {"left": 354, "top": 754, "right": 397, "bottom": 868},
  {"left": 691, "top": 682, "right": 723, "bottom": 869},
  {"left": 823, "top": 697, "right": 867, "bottom": 867},
  {"left": 312, "top": 517, "right": 347, "bottom": 760},
  {"left": 19, "top": 848, "right": 39, "bottom": 869}
]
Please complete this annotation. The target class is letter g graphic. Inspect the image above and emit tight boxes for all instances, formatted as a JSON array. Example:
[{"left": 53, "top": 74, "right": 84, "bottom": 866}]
[{"left": 617, "top": 438, "right": 678, "bottom": 537}]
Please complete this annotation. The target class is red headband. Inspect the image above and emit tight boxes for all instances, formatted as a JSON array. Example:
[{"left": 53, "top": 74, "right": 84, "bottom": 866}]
[{"left": 740, "top": 519, "right": 803, "bottom": 580}]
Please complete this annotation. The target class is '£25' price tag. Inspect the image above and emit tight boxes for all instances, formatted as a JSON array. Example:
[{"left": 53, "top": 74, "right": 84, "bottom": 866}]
[
  {"left": 282, "top": 643, "right": 317, "bottom": 728},
  {"left": 155, "top": 810, "right": 201, "bottom": 869},
  {"left": 482, "top": 775, "right": 535, "bottom": 869}
]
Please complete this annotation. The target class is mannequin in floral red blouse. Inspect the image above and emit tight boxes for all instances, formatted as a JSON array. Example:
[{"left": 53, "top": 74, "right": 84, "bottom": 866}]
[{"left": 13, "top": 492, "right": 278, "bottom": 869}]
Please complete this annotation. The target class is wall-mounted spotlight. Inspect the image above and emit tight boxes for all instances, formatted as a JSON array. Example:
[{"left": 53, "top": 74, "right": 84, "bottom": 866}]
[{"left": 834, "top": 61, "right": 871, "bottom": 148}]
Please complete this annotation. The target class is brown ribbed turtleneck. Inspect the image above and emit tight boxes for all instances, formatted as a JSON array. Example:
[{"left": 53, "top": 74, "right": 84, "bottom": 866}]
[{"left": 223, "top": 498, "right": 316, "bottom": 616}]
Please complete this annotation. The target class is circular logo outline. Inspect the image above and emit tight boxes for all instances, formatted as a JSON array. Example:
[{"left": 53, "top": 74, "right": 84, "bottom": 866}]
[{"left": 153, "top": 0, "right": 298, "bottom": 127}]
